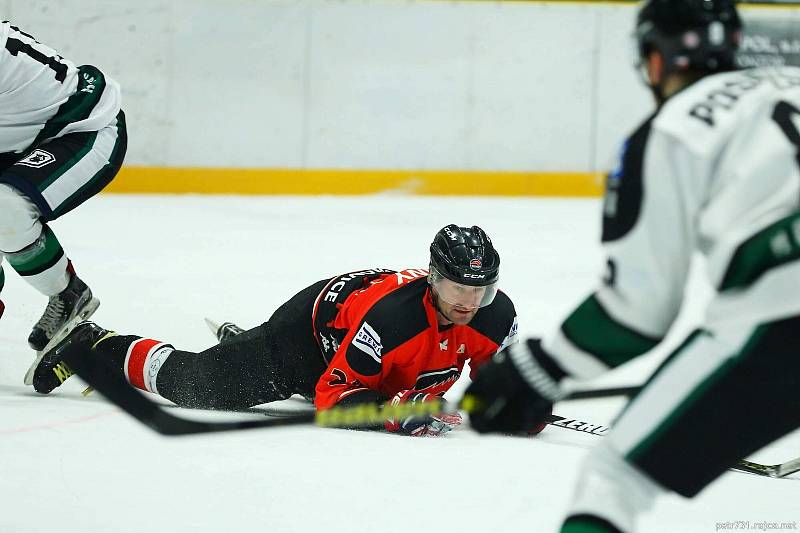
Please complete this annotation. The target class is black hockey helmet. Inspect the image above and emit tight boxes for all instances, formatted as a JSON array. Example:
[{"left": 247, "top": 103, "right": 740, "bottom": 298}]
[
  {"left": 429, "top": 224, "right": 500, "bottom": 310},
  {"left": 430, "top": 224, "right": 499, "bottom": 287},
  {"left": 636, "top": 0, "right": 742, "bottom": 75}
]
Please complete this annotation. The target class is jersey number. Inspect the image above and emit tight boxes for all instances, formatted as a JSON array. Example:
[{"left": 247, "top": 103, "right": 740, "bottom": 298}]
[
  {"left": 602, "top": 258, "right": 617, "bottom": 287},
  {"left": 772, "top": 100, "right": 800, "bottom": 173},
  {"left": 4, "top": 36, "right": 67, "bottom": 83}
]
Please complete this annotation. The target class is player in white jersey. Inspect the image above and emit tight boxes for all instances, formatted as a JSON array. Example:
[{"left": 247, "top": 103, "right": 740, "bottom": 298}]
[
  {"left": 0, "top": 21, "right": 127, "bottom": 384},
  {"left": 465, "top": 1, "right": 800, "bottom": 531}
]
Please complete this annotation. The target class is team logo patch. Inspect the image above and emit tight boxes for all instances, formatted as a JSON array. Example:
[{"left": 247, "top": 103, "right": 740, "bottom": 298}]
[
  {"left": 499, "top": 317, "right": 520, "bottom": 351},
  {"left": 328, "top": 368, "right": 348, "bottom": 387},
  {"left": 352, "top": 322, "right": 383, "bottom": 362},
  {"left": 469, "top": 259, "right": 482, "bottom": 271},
  {"left": 414, "top": 367, "right": 460, "bottom": 391},
  {"left": 17, "top": 149, "right": 56, "bottom": 169}
]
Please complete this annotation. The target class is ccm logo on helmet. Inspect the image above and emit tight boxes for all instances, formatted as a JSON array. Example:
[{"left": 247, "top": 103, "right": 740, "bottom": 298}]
[{"left": 463, "top": 273, "right": 486, "bottom": 279}]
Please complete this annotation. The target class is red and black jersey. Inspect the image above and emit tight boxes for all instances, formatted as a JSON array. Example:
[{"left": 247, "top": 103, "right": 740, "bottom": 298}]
[{"left": 312, "top": 268, "right": 518, "bottom": 410}]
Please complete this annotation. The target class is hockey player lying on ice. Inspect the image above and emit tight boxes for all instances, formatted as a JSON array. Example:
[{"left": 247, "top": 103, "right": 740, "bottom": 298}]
[{"left": 31, "top": 224, "right": 524, "bottom": 437}]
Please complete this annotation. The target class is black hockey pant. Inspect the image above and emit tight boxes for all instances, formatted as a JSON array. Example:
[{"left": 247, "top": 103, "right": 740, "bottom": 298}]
[
  {"left": 100, "top": 279, "right": 330, "bottom": 410},
  {"left": 607, "top": 313, "right": 800, "bottom": 497}
]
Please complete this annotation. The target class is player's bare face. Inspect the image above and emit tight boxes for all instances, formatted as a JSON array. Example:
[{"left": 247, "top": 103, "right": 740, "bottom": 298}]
[{"left": 434, "top": 279, "right": 485, "bottom": 325}]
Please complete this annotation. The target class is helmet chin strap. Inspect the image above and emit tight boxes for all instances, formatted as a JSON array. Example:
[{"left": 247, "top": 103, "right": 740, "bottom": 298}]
[
  {"left": 638, "top": 55, "right": 668, "bottom": 107},
  {"left": 649, "top": 82, "right": 667, "bottom": 106}
]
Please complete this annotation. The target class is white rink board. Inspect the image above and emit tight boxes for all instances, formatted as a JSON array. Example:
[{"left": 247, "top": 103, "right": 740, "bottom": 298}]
[
  {"left": 6, "top": 1, "right": 800, "bottom": 175},
  {"left": 6, "top": 0, "right": 647, "bottom": 171}
]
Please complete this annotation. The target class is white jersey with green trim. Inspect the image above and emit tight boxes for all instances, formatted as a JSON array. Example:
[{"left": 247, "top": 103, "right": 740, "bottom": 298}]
[
  {"left": 543, "top": 66, "right": 800, "bottom": 380},
  {"left": 0, "top": 21, "right": 121, "bottom": 154}
]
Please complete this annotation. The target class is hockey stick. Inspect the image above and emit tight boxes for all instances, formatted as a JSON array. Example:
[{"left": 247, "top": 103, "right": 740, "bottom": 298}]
[
  {"left": 62, "top": 347, "right": 613, "bottom": 436},
  {"left": 564, "top": 386, "right": 641, "bottom": 400},
  {"left": 729, "top": 457, "right": 800, "bottom": 478},
  {"left": 731, "top": 457, "right": 800, "bottom": 478},
  {"left": 61, "top": 348, "right": 316, "bottom": 434},
  {"left": 542, "top": 412, "right": 800, "bottom": 478},
  {"left": 559, "top": 389, "right": 800, "bottom": 477},
  {"left": 62, "top": 350, "right": 799, "bottom": 478}
]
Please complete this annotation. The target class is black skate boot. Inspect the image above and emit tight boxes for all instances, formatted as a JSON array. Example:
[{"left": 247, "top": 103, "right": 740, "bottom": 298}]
[
  {"left": 204, "top": 318, "right": 245, "bottom": 343},
  {"left": 32, "top": 321, "right": 113, "bottom": 394},
  {"left": 24, "top": 273, "right": 100, "bottom": 385},
  {"left": 28, "top": 274, "right": 100, "bottom": 351}
]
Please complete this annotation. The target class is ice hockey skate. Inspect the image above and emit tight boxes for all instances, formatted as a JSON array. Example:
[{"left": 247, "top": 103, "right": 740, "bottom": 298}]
[
  {"left": 31, "top": 321, "right": 113, "bottom": 394},
  {"left": 204, "top": 317, "right": 245, "bottom": 343},
  {"left": 24, "top": 273, "right": 100, "bottom": 385}
]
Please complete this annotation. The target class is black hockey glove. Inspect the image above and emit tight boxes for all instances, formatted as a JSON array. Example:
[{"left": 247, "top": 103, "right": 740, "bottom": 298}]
[{"left": 465, "top": 338, "right": 565, "bottom": 434}]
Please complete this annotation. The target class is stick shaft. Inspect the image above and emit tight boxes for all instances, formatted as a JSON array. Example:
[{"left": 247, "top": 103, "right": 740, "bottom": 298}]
[{"left": 65, "top": 353, "right": 800, "bottom": 479}]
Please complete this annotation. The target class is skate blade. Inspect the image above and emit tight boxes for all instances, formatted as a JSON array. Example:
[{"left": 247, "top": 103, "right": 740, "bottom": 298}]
[
  {"left": 23, "top": 297, "right": 101, "bottom": 386},
  {"left": 204, "top": 317, "right": 221, "bottom": 337}
]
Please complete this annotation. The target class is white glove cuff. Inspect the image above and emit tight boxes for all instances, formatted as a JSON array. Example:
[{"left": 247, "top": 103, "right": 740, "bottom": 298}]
[{"left": 507, "top": 342, "right": 565, "bottom": 402}]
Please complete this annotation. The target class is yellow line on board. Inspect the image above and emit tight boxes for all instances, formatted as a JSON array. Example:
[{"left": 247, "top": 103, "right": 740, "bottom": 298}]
[
  {"left": 422, "top": 0, "right": 636, "bottom": 5},
  {"left": 420, "top": 0, "right": 798, "bottom": 8},
  {"left": 103, "top": 167, "right": 604, "bottom": 197},
  {"left": 422, "top": 0, "right": 641, "bottom": 6}
]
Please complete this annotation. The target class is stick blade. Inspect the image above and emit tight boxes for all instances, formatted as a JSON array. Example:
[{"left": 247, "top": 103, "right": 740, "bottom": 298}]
[{"left": 775, "top": 457, "right": 800, "bottom": 478}]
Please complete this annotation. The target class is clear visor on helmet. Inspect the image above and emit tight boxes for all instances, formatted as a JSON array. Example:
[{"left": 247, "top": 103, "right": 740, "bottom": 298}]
[{"left": 429, "top": 266, "right": 499, "bottom": 310}]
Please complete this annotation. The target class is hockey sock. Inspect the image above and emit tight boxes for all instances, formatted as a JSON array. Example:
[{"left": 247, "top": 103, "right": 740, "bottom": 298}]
[
  {"left": 87, "top": 334, "right": 173, "bottom": 394},
  {"left": 559, "top": 444, "right": 661, "bottom": 533},
  {"left": 121, "top": 337, "right": 175, "bottom": 395},
  {"left": 5, "top": 225, "right": 69, "bottom": 296},
  {"left": 92, "top": 336, "right": 243, "bottom": 409},
  {"left": 88, "top": 334, "right": 134, "bottom": 369}
]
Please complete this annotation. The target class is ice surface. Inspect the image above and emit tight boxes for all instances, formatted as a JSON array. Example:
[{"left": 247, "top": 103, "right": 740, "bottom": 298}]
[{"left": 1, "top": 195, "right": 798, "bottom": 533}]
